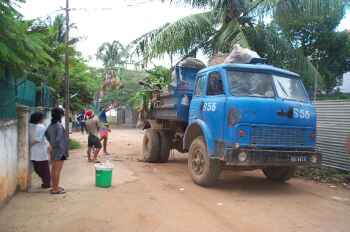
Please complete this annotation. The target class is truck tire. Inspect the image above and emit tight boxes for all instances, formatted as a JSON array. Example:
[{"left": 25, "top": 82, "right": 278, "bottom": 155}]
[
  {"left": 262, "top": 167, "right": 296, "bottom": 182},
  {"left": 142, "top": 129, "right": 160, "bottom": 162},
  {"left": 159, "top": 130, "right": 172, "bottom": 163},
  {"left": 188, "top": 136, "right": 221, "bottom": 187}
]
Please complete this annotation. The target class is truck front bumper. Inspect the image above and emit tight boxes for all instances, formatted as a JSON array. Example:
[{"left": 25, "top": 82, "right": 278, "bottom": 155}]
[{"left": 220, "top": 148, "right": 321, "bottom": 167}]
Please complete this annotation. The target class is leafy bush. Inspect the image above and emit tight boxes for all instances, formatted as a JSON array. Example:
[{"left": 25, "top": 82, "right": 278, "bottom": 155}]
[{"left": 295, "top": 166, "right": 350, "bottom": 184}]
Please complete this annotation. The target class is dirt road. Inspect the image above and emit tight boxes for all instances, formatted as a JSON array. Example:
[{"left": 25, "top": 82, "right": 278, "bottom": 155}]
[{"left": 1, "top": 128, "right": 350, "bottom": 232}]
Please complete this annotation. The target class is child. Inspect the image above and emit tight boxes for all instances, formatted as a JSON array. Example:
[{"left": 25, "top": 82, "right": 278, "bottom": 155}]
[{"left": 100, "top": 122, "right": 111, "bottom": 155}]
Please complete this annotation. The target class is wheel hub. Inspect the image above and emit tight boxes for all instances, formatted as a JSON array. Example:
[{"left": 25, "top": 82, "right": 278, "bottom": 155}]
[{"left": 192, "top": 150, "right": 205, "bottom": 175}]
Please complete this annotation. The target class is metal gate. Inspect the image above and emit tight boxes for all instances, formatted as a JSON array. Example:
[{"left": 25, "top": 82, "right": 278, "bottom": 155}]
[{"left": 315, "top": 100, "right": 350, "bottom": 171}]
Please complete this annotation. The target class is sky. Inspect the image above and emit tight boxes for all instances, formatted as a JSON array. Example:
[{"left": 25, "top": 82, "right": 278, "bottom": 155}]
[
  {"left": 18, "top": 0, "right": 204, "bottom": 67},
  {"left": 18, "top": 0, "right": 350, "bottom": 68}
]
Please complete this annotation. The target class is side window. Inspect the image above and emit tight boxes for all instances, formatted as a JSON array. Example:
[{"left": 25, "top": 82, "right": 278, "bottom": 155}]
[
  {"left": 194, "top": 76, "right": 205, "bottom": 97},
  {"left": 207, "top": 72, "right": 224, "bottom": 96}
]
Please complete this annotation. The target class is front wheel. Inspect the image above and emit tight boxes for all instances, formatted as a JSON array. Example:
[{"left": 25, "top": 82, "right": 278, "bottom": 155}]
[
  {"left": 262, "top": 167, "right": 296, "bottom": 182},
  {"left": 188, "top": 136, "right": 221, "bottom": 187}
]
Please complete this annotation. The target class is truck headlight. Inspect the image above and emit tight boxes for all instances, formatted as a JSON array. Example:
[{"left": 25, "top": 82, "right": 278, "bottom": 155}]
[
  {"left": 310, "top": 155, "right": 318, "bottom": 163},
  {"left": 238, "top": 152, "right": 248, "bottom": 162}
]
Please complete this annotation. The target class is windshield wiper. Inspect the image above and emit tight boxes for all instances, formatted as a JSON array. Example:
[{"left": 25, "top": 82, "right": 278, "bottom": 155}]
[{"left": 277, "top": 80, "right": 289, "bottom": 97}]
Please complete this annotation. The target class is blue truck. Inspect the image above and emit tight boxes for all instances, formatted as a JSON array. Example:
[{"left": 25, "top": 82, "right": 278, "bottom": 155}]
[{"left": 141, "top": 59, "right": 321, "bottom": 186}]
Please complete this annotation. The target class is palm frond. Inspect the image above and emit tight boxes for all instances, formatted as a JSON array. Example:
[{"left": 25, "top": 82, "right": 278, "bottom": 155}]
[
  {"left": 133, "top": 11, "right": 216, "bottom": 61},
  {"left": 244, "top": 24, "right": 322, "bottom": 90},
  {"left": 210, "top": 19, "right": 249, "bottom": 54}
]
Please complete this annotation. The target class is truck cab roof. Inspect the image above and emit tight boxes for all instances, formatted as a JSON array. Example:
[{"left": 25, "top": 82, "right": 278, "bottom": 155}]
[{"left": 198, "top": 63, "right": 300, "bottom": 78}]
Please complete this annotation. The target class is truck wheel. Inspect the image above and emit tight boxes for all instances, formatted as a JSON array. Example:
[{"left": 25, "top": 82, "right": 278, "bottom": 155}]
[
  {"left": 188, "top": 136, "right": 221, "bottom": 187},
  {"left": 142, "top": 129, "right": 160, "bottom": 162},
  {"left": 159, "top": 130, "right": 172, "bottom": 163},
  {"left": 262, "top": 167, "right": 296, "bottom": 182}
]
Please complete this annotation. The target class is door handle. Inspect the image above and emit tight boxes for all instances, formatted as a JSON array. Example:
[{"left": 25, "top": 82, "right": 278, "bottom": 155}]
[{"left": 200, "top": 101, "right": 204, "bottom": 111}]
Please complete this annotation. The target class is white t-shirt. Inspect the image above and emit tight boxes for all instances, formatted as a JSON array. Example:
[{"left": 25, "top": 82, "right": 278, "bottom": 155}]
[{"left": 29, "top": 123, "right": 49, "bottom": 161}]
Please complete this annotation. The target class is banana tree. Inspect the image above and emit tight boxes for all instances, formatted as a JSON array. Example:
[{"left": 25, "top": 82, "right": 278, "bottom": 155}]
[{"left": 132, "top": 0, "right": 348, "bottom": 90}]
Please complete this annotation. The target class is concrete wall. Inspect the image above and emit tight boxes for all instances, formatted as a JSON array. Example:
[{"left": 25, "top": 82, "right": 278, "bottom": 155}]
[
  {"left": 0, "top": 120, "right": 18, "bottom": 205},
  {"left": 0, "top": 105, "right": 31, "bottom": 207}
]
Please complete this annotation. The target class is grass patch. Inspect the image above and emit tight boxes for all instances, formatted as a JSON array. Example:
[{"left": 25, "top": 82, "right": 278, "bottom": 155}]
[
  {"left": 295, "top": 166, "right": 350, "bottom": 185},
  {"left": 69, "top": 138, "right": 81, "bottom": 150}
]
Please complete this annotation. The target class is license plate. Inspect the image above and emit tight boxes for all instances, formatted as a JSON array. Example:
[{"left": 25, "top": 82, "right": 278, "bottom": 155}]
[{"left": 290, "top": 156, "right": 308, "bottom": 162}]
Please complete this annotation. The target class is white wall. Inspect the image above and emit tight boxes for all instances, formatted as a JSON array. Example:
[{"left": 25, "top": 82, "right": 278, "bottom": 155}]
[
  {"left": 339, "top": 72, "right": 350, "bottom": 93},
  {"left": 0, "top": 120, "right": 18, "bottom": 204}
]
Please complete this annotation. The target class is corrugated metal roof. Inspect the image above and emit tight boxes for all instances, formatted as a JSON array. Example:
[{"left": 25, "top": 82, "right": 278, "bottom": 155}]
[{"left": 315, "top": 100, "right": 350, "bottom": 171}]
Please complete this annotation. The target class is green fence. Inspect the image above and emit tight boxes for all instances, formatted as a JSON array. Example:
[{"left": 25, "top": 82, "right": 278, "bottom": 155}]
[
  {"left": 0, "top": 69, "right": 56, "bottom": 120},
  {"left": 0, "top": 71, "right": 17, "bottom": 120},
  {"left": 16, "top": 79, "right": 37, "bottom": 107},
  {"left": 36, "top": 84, "right": 55, "bottom": 108}
]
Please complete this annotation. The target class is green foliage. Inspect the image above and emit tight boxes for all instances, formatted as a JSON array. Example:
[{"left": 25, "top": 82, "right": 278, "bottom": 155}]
[
  {"left": 0, "top": 0, "right": 52, "bottom": 72},
  {"left": 274, "top": 0, "right": 350, "bottom": 92},
  {"left": 69, "top": 138, "right": 81, "bottom": 150},
  {"left": 296, "top": 166, "right": 350, "bottom": 184},
  {"left": 128, "top": 66, "right": 171, "bottom": 110},
  {"left": 133, "top": 0, "right": 350, "bottom": 93},
  {"left": 97, "top": 40, "right": 129, "bottom": 69},
  {"left": 317, "top": 92, "right": 350, "bottom": 100},
  {"left": 69, "top": 57, "right": 102, "bottom": 112},
  {"left": 101, "top": 69, "right": 147, "bottom": 108}
]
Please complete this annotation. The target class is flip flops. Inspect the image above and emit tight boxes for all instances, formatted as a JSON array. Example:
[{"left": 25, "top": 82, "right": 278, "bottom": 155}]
[
  {"left": 50, "top": 187, "right": 65, "bottom": 195},
  {"left": 50, "top": 189, "right": 65, "bottom": 195}
]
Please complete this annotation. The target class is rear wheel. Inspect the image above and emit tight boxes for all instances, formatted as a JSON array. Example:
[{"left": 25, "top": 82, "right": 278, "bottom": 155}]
[
  {"left": 262, "top": 167, "right": 296, "bottom": 182},
  {"left": 159, "top": 130, "right": 173, "bottom": 163},
  {"left": 142, "top": 129, "right": 160, "bottom": 162},
  {"left": 188, "top": 136, "right": 221, "bottom": 187}
]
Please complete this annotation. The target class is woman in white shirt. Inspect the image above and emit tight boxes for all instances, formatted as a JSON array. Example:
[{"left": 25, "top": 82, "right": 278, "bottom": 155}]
[{"left": 29, "top": 112, "right": 51, "bottom": 188}]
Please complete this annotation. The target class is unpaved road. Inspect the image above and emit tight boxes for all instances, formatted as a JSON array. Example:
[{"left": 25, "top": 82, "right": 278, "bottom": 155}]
[{"left": 1, "top": 128, "right": 350, "bottom": 232}]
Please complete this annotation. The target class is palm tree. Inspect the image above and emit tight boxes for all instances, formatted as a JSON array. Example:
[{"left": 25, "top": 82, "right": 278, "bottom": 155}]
[
  {"left": 97, "top": 40, "right": 129, "bottom": 69},
  {"left": 96, "top": 41, "right": 129, "bottom": 91},
  {"left": 132, "top": 0, "right": 347, "bottom": 89}
]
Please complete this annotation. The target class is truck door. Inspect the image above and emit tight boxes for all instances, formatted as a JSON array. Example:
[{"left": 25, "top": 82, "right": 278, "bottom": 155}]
[
  {"left": 189, "top": 75, "right": 206, "bottom": 122},
  {"left": 202, "top": 72, "right": 226, "bottom": 140}
]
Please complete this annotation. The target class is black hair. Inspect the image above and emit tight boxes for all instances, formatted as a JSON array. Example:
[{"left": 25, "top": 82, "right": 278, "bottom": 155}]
[
  {"left": 51, "top": 107, "right": 65, "bottom": 125},
  {"left": 29, "top": 112, "right": 45, "bottom": 124}
]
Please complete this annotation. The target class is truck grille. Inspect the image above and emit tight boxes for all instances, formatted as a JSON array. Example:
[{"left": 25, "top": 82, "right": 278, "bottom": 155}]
[{"left": 251, "top": 126, "right": 306, "bottom": 147}]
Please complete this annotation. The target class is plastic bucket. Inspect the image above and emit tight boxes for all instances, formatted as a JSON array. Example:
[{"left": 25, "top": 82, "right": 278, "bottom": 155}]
[{"left": 95, "top": 164, "right": 113, "bottom": 188}]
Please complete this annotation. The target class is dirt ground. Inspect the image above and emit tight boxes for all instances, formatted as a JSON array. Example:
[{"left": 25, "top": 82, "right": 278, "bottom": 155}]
[{"left": 1, "top": 128, "right": 350, "bottom": 232}]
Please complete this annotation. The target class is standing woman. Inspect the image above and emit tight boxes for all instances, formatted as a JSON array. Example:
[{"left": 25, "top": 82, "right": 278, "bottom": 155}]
[
  {"left": 45, "top": 107, "right": 69, "bottom": 194},
  {"left": 29, "top": 112, "right": 51, "bottom": 189}
]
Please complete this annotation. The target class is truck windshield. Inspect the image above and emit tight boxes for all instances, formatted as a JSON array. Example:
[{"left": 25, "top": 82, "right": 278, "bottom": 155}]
[{"left": 227, "top": 71, "right": 308, "bottom": 101}]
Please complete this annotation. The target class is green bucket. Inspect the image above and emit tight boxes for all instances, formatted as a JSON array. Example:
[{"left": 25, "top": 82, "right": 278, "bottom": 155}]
[{"left": 95, "top": 164, "right": 113, "bottom": 188}]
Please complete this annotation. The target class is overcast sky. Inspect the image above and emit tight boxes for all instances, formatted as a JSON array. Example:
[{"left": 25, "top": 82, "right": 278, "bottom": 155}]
[
  {"left": 19, "top": 0, "right": 203, "bottom": 67},
  {"left": 18, "top": 0, "right": 350, "bottom": 68}
]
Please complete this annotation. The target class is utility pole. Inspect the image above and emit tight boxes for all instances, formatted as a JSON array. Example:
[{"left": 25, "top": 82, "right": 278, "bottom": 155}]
[{"left": 64, "top": 0, "right": 70, "bottom": 137}]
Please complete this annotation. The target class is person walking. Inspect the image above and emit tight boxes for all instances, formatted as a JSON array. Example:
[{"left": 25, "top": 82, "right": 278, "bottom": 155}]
[
  {"left": 45, "top": 107, "right": 69, "bottom": 194},
  {"left": 85, "top": 110, "right": 102, "bottom": 162},
  {"left": 99, "top": 106, "right": 112, "bottom": 155},
  {"left": 29, "top": 112, "right": 51, "bottom": 189},
  {"left": 77, "top": 110, "right": 86, "bottom": 134}
]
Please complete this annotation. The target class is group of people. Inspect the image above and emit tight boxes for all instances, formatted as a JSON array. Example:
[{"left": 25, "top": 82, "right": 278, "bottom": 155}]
[
  {"left": 84, "top": 108, "right": 111, "bottom": 162},
  {"left": 29, "top": 107, "right": 68, "bottom": 195},
  {"left": 29, "top": 106, "right": 113, "bottom": 195},
  {"left": 77, "top": 107, "right": 112, "bottom": 161}
]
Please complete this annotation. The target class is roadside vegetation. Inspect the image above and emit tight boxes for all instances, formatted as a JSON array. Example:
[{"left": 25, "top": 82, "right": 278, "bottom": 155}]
[
  {"left": 1, "top": 0, "right": 101, "bottom": 112},
  {"left": 132, "top": 0, "right": 350, "bottom": 95},
  {"left": 296, "top": 167, "right": 350, "bottom": 187}
]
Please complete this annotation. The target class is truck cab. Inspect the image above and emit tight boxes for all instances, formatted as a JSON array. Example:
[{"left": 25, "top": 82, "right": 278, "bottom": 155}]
[{"left": 141, "top": 61, "right": 321, "bottom": 187}]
